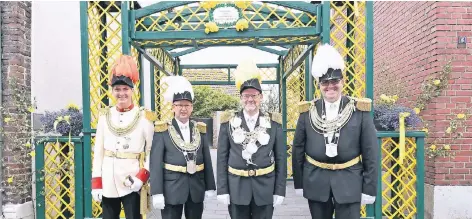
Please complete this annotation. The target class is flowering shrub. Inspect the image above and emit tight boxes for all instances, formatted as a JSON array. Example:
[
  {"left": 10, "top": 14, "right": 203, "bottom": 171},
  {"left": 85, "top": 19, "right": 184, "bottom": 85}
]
[
  {"left": 373, "top": 94, "right": 422, "bottom": 131},
  {"left": 374, "top": 104, "right": 422, "bottom": 131},
  {"left": 40, "top": 103, "right": 83, "bottom": 136}
]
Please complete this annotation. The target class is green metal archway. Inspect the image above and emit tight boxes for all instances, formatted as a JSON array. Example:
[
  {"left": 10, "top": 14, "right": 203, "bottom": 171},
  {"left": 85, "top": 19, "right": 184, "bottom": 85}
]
[{"left": 33, "top": 2, "right": 425, "bottom": 219}]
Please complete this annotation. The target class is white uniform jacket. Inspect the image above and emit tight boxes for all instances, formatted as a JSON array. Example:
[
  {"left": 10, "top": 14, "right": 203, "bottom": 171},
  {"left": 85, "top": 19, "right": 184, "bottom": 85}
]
[{"left": 91, "top": 105, "right": 155, "bottom": 198}]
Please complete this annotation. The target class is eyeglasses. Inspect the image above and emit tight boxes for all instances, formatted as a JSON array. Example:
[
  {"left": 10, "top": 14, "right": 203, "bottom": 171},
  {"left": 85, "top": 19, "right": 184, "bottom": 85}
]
[
  {"left": 241, "top": 94, "right": 260, "bottom": 100},
  {"left": 173, "top": 104, "right": 192, "bottom": 109},
  {"left": 320, "top": 79, "right": 341, "bottom": 86}
]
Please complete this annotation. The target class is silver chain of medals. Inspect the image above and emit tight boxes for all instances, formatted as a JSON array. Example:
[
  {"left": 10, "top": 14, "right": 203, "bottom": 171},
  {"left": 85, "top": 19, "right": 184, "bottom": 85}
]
[
  {"left": 168, "top": 122, "right": 201, "bottom": 174},
  {"left": 321, "top": 99, "right": 343, "bottom": 147}
]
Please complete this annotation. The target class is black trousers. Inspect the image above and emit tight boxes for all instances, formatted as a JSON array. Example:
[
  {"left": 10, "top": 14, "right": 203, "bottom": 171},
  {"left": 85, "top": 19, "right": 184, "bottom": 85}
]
[
  {"left": 228, "top": 198, "right": 274, "bottom": 219},
  {"left": 102, "top": 192, "right": 140, "bottom": 219},
  {"left": 161, "top": 195, "right": 204, "bottom": 219},
  {"left": 307, "top": 191, "right": 361, "bottom": 219}
]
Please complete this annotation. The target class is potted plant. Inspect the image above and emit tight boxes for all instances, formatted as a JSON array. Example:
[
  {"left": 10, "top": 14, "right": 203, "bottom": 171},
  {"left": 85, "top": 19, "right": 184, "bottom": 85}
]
[
  {"left": 40, "top": 103, "right": 83, "bottom": 136},
  {"left": 38, "top": 103, "right": 83, "bottom": 219},
  {"left": 373, "top": 95, "right": 422, "bottom": 131}
]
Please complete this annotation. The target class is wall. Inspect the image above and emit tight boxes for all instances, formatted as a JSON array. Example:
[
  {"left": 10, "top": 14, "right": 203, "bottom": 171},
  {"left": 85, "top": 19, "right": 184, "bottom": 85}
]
[
  {"left": 373, "top": 1, "right": 472, "bottom": 218},
  {"left": 1, "top": 0, "right": 32, "bottom": 204}
]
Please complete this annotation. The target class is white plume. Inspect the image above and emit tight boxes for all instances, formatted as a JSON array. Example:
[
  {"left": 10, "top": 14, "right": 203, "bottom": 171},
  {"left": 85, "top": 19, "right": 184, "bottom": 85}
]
[
  {"left": 311, "top": 44, "right": 345, "bottom": 79},
  {"left": 161, "top": 76, "right": 194, "bottom": 103}
]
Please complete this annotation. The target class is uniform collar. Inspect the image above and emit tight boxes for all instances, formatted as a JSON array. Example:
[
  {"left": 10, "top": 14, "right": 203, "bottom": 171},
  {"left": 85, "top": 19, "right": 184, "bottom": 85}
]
[{"left": 116, "top": 104, "right": 134, "bottom": 112}]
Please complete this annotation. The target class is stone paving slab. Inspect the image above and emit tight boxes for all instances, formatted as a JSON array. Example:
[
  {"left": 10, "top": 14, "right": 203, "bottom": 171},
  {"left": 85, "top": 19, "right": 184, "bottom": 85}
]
[{"left": 146, "top": 181, "right": 312, "bottom": 219}]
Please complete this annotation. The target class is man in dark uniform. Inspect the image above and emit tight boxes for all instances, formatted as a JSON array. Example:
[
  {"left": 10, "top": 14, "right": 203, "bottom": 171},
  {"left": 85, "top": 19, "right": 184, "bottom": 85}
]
[
  {"left": 149, "top": 76, "right": 216, "bottom": 219},
  {"left": 216, "top": 59, "right": 287, "bottom": 219},
  {"left": 292, "top": 44, "right": 379, "bottom": 219}
]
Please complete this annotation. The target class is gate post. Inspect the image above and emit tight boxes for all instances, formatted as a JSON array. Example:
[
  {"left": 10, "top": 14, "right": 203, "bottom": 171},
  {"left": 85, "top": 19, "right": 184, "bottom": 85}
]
[
  {"left": 321, "top": 1, "right": 331, "bottom": 44},
  {"left": 121, "top": 1, "right": 130, "bottom": 55},
  {"left": 80, "top": 1, "right": 93, "bottom": 217}
]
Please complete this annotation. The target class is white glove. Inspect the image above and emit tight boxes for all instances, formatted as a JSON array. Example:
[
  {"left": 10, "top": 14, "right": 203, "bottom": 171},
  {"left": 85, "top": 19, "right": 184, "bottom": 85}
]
[
  {"left": 361, "top": 193, "right": 376, "bottom": 205},
  {"left": 273, "top": 195, "right": 284, "bottom": 207},
  {"left": 205, "top": 190, "right": 216, "bottom": 199},
  {"left": 152, "top": 194, "right": 165, "bottom": 209},
  {"left": 217, "top": 194, "right": 230, "bottom": 205},
  {"left": 295, "top": 189, "right": 303, "bottom": 197},
  {"left": 91, "top": 189, "right": 103, "bottom": 202},
  {"left": 124, "top": 176, "right": 143, "bottom": 192}
]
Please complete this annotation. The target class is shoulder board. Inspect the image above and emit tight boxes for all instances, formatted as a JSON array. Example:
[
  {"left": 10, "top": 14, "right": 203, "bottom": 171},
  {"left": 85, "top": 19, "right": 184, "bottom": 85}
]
[
  {"left": 99, "top": 107, "right": 110, "bottom": 116},
  {"left": 143, "top": 109, "right": 157, "bottom": 122},
  {"left": 271, "top": 112, "right": 282, "bottom": 125},
  {"left": 298, "top": 101, "right": 311, "bottom": 114},
  {"left": 220, "top": 110, "right": 234, "bottom": 124},
  {"left": 196, "top": 122, "right": 207, "bottom": 134},
  {"left": 353, "top": 97, "right": 372, "bottom": 111},
  {"left": 154, "top": 121, "right": 168, "bottom": 132}
]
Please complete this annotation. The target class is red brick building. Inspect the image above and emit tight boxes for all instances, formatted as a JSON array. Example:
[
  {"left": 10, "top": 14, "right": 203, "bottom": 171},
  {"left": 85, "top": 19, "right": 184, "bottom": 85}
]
[
  {"left": 0, "top": 1, "right": 33, "bottom": 218},
  {"left": 373, "top": 2, "right": 472, "bottom": 218}
]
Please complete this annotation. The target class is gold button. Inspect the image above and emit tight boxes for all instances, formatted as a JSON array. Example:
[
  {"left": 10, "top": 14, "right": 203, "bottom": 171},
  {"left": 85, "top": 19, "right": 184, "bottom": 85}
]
[{"left": 248, "top": 170, "right": 255, "bottom": 176}]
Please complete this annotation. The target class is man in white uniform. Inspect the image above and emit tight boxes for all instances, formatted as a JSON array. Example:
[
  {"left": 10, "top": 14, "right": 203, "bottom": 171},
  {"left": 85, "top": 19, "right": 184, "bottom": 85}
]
[{"left": 90, "top": 55, "right": 155, "bottom": 219}]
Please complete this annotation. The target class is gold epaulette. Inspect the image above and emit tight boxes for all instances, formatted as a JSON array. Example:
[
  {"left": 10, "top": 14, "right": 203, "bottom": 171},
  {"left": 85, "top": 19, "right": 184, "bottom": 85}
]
[
  {"left": 99, "top": 107, "right": 110, "bottom": 116},
  {"left": 196, "top": 122, "right": 207, "bottom": 134},
  {"left": 354, "top": 97, "right": 372, "bottom": 111},
  {"left": 220, "top": 110, "right": 234, "bottom": 124},
  {"left": 271, "top": 112, "right": 282, "bottom": 124},
  {"left": 143, "top": 109, "right": 157, "bottom": 122},
  {"left": 154, "top": 121, "right": 168, "bottom": 132},
  {"left": 298, "top": 101, "right": 311, "bottom": 113}
]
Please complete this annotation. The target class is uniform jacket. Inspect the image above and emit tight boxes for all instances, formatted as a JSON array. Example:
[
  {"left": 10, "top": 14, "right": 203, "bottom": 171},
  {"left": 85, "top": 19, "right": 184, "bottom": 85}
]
[
  {"left": 149, "top": 119, "right": 216, "bottom": 205},
  {"left": 91, "top": 106, "right": 155, "bottom": 198},
  {"left": 292, "top": 96, "right": 379, "bottom": 204},
  {"left": 217, "top": 110, "right": 287, "bottom": 206}
]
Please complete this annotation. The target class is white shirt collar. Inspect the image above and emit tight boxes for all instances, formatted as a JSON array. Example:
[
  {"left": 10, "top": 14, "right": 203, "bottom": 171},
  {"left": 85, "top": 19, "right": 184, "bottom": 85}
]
[
  {"left": 243, "top": 110, "right": 259, "bottom": 122},
  {"left": 324, "top": 97, "right": 342, "bottom": 110},
  {"left": 176, "top": 119, "right": 190, "bottom": 129}
]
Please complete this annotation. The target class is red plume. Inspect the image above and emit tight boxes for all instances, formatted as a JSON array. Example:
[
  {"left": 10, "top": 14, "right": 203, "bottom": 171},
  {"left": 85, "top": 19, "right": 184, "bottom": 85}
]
[{"left": 109, "top": 55, "right": 139, "bottom": 85}]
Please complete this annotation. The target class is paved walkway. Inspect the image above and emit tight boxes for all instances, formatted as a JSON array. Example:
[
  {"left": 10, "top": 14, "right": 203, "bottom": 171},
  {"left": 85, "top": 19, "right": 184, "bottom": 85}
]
[
  {"left": 146, "top": 149, "right": 312, "bottom": 218},
  {"left": 146, "top": 181, "right": 312, "bottom": 219}
]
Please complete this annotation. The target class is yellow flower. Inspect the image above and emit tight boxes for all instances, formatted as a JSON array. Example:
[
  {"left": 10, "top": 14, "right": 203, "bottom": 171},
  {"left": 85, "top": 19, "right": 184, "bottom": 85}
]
[
  {"left": 64, "top": 115, "right": 71, "bottom": 123},
  {"left": 27, "top": 106, "right": 35, "bottom": 113},
  {"left": 235, "top": 19, "right": 249, "bottom": 31},
  {"left": 392, "top": 95, "right": 399, "bottom": 100},
  {"left": 457, "top": 113, "right": 466, "bottom": 119},
  {"left": 7, "top": 177, "right": 13, "bottom": 184},
  {"left": 235, "top": 1, "right": 251, "bottom": 9},
  {"left": 204, "top": 22, "right": 219, "bottom": 34},
  {"left": 422, "top": 128, "right": 428, "bottom": 133},
  {"left": 414, "top": 108, "right": 421, "bottom": 114},
  {"left": 446, "top": 127, "right": 452, "bottom": 134},
  {"left": 24, "top": 142, "right": 31, "bottom": 147},
  {"left": 433, "top": 79, "right": 441, "bottom": 85},
  {"left": 443, "top": 145, "right": 451, "bottom": 150},
  {"left": 201, "top": 1, "right": 218, "bottom": 10},
  {"left": 430, "top": 145, "right": 437, "bottom": 150},
  {"left": 29, "top": 151, "right": 36, "bottom": 157},
  {"left": 380, "top": 94, "right": 388, "bottom": 101},
  {"left": 66, "top": 103, "right": 79, "bottom": 110},
  {"left": 4, "top": 117, "right": 11, "bottom": 123}
]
